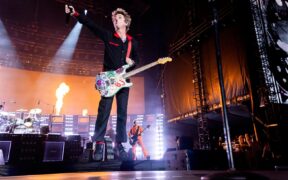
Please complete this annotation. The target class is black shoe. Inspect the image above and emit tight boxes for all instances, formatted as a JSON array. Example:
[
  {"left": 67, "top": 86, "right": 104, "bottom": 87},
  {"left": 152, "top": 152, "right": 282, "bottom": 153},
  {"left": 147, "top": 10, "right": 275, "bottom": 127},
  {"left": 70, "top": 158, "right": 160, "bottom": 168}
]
[
  {"left": 116, "top": 143, "right": 128, "bottom": 160},
  {"left": 93, "top": 143, "right": 105, "bottom": 161}
]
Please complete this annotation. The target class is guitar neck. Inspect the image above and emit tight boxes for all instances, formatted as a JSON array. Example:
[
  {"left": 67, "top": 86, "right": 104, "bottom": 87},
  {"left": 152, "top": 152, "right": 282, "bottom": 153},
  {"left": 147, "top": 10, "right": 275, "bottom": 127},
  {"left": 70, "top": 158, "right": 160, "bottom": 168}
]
[
  {"left": 140, "top": 126, "right": 150, "bottom": 135},
  {"left": 123, "top": 61, "right": 159, "bottom": 78}
]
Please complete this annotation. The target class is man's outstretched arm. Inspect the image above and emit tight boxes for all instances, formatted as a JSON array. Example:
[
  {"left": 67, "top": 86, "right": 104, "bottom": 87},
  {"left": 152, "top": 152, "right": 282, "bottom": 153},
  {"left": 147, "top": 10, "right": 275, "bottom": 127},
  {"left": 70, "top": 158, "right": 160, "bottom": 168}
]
[{"left": 65, "top": 4, "right": 109, "bottom": 41}]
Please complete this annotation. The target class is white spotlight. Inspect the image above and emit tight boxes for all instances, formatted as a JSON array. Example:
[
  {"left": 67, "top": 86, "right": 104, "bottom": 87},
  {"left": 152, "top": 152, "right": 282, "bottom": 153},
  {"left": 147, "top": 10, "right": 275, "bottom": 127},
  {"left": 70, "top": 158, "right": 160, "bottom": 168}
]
[
  {"left": 84, "top": 9, "right": 88, "bottom": 15},
  {"left": 53, "top": 22, "right": 83, "bottom": 62}
]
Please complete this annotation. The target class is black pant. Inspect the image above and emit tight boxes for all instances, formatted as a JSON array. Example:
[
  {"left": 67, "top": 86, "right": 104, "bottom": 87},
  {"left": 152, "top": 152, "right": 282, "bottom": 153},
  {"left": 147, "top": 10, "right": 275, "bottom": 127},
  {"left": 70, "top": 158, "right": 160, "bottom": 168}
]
[{"left": 92, "top": 88, "right": 129, "bottom": 143}]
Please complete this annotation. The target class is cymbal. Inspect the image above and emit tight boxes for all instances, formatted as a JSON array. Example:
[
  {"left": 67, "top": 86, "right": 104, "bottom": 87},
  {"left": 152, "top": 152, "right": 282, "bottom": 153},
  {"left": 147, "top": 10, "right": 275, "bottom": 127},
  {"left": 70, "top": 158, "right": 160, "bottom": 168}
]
[
  {"left": 0, "top": 111, "right": 9, "bottom": 116},
  {"left": 29, "top": 108, "right": 42, "bottom": 114},
  {"left": 16, "top": 109, "right": 28, "bottom": 112},
  {"left": 0, "top": 111, "right": 16, "bottom": 117}
]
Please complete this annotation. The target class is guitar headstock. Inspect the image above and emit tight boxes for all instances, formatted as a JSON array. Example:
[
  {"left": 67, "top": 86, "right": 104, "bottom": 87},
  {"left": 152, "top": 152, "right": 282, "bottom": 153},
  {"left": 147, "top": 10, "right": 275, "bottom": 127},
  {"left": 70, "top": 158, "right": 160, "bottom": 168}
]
[{"left": 157, "top": 57, "right": 172, "bottom": 64}]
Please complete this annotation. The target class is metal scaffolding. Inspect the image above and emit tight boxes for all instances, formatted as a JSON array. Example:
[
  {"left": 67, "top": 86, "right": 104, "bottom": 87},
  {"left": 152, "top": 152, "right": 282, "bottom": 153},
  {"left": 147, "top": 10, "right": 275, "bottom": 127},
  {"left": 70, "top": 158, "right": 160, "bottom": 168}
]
[
  {"left": 169, "top": 4, "right": 233, "bottom": 56},
  {"left": 166, "top": 2, "right": 234, "bottom": 150},
  {"left": 249, "top": 0, "right": 281, "bottom": 103},
  {"left": 191, "top": 43, "right": 210, "bottom": 150}
]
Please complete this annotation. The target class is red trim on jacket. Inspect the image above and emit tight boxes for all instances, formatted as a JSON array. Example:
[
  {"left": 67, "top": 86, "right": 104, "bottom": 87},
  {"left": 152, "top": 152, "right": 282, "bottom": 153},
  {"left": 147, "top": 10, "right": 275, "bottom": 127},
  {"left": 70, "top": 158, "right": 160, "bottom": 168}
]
[
  {"left": 113, "top": 33, "right": 133, "bottom": 41},
  {"left": 109, "top": 41, "right": 120, "bottom": 46}
]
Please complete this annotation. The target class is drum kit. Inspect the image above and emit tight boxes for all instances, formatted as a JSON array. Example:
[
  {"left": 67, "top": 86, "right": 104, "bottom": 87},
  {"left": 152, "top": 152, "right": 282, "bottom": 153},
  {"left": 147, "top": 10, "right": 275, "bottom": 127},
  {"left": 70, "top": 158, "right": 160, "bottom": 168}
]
[{"left": 0, "top": 108, "right": 46, "bottom": 134}]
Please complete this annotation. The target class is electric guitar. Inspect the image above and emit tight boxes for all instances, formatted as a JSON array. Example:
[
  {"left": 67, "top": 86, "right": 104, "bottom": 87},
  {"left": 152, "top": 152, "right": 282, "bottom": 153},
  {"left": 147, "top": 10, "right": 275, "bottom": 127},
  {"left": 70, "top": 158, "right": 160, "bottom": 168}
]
[
  {"left": 129, "top": 125, "right": 151, "bottom": 146},
  {"left": 95, "top": 57, "right": 172, "bottom": 97}
]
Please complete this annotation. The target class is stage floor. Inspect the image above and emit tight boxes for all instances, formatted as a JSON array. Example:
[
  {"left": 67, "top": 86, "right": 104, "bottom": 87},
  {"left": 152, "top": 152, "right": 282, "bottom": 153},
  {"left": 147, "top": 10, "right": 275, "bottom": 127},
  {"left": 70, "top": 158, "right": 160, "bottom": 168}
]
[{"left": 0, "top": 170, "right": 287, "bottom": 180}]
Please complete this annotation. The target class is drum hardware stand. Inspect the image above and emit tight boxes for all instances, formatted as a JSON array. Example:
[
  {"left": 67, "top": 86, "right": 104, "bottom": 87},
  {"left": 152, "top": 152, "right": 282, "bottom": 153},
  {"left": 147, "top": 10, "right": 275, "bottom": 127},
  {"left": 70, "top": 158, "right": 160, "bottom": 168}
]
[
  {"left": 49, "top": 105, "right": 56, "bottom": 133},
  {"left": 35, "top": 101, "right": 55, "bottom": 133}
]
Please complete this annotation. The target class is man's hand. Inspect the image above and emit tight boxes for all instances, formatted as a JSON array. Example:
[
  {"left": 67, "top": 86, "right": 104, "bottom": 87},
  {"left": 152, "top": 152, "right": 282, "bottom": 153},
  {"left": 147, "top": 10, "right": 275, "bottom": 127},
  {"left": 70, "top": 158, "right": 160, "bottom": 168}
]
[
  {"left": 65, "top": 4, "right": 75, "bottom": 16},
  {"left": 126, "top": 58, "right": 134, "bottom": 65}
]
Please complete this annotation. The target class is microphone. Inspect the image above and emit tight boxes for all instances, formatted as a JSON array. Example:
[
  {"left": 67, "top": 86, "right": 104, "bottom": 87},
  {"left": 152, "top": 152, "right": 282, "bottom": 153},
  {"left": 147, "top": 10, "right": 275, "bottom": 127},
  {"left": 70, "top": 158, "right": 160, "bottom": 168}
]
[
  {"left": 65, "top": 1, "right": 74, "bottom": 25},
  {"left": 65, "top": 6, "right": 72, "bottom": 25}
]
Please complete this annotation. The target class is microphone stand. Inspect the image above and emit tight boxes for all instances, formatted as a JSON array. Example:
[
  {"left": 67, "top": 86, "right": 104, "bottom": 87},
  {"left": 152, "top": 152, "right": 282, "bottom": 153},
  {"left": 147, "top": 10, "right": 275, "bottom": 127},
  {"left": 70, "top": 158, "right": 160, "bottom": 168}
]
[
  {"left": 0, "top": 102, "right": 4, "bottom": 111},
  {"left": 50, "top": 105, "right": 55, "bottom": 133},
  {"left": 203, "top": 2, "right": 270, "bottom": 178},
  {"left": 36, "top": 100, "right": 55, "bottom": 133},
  {"left": 209, "top": 0, "right": 235, "bottom": 170}
]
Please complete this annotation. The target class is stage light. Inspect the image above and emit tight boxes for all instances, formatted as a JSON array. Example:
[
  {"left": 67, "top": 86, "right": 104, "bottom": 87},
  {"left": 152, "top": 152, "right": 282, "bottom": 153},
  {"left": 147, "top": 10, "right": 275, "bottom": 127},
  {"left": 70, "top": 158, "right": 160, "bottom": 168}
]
[
  {"left": 64, "top": 132, "right": 73, "bottom": 136},
  {"left": 82, "top": 109, "right": 88, "bottom": 116},
  {"left": 0, "top": 21, "right": 12, "bottom": 47},
  {"left": 54, "top": 22, "right": 82, "bottom": 60},
  {"left": 153, "top": 114, "right": 164, "bottom": 160},
  {"left": 89, "top": 132, "right": 94, "bottom": 136},
  {"left": 0, "top": 19, "right": 20, "bottom": 66},
  {"left": 84, "top": 9, "right": 88, "bottom": 15},
  {"left": 51, "top": 21, "right": 83, "bottom": 73}
]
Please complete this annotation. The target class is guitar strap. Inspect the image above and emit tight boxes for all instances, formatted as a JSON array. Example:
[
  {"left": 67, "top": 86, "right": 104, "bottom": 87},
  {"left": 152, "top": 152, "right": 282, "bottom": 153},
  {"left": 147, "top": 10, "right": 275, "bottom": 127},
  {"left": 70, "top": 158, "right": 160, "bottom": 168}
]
[
  {"left": 130, "top": 126, "right": 140, "bottom": 136},
  {"left": 126, "top": 40, "right": 132, "bottom": 58},
  {"left": 135, "top": 126, "right": 140, "bottom": 136}
]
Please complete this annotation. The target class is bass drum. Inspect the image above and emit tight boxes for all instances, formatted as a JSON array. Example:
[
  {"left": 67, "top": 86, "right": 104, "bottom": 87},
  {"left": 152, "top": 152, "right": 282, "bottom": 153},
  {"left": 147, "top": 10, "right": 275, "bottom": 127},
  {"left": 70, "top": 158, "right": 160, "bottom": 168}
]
[{"left": 24, "top": 117, "right": 34, "bottom": 128}]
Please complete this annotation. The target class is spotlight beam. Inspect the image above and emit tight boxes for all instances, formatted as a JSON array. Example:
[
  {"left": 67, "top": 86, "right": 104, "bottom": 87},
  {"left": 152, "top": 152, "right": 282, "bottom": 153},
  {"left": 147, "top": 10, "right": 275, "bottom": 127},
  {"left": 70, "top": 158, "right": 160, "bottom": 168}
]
[{"left": 54, "top": 22, "right": 83, "bottom": 61}]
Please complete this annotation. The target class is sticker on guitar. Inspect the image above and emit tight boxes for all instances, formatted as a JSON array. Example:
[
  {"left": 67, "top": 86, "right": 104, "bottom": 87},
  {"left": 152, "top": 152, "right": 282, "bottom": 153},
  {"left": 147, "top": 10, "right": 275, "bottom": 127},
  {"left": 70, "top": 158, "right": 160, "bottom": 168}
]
[{"left": 95, "top": 57, "right": 172, "bottom": 97}]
